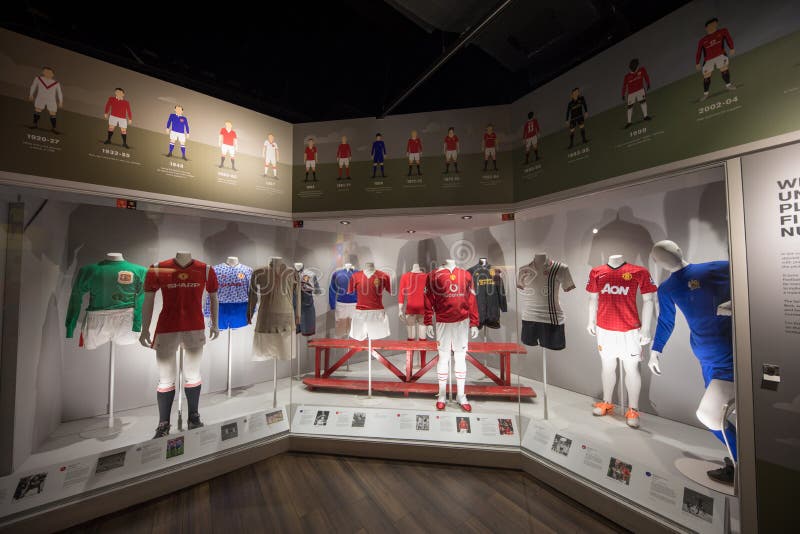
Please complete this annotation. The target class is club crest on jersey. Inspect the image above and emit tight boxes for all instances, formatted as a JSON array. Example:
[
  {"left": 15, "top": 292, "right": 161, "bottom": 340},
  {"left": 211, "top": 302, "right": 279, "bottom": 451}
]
[
  {"left": 449, "top": 274, "right": 456, "bottom": 281},
  {"left": 237, "top": 273, "right": 245, "bottom": 279},
  {"left": 622, "top": 272, "right": 633, "bottom": 281},
  {"left": 373, "top": 278, "right": 381, "bottom": 287},
  {"left": 598, "top": 345, "right": 603, "bottom": 352},
  {"left": 601, "top": 283, "right": 629, "bottom": 295},
  {"left": 117, "top": 271, "right": 133, "bottom": 284},
  {"left": 178, "top": 272, "right": 190, "bottom": 281},
  {"left": 489, "top": 268, "right": 495, "bottom": 276},
  {"left": 688, "top": 279, "right": 701, "bottom": 290}
]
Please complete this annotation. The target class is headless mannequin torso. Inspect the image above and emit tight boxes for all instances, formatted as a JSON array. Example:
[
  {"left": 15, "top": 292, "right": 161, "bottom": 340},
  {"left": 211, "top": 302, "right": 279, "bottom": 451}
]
[{"left": 106, "top": 252, "right": 124, "bottom": 262}]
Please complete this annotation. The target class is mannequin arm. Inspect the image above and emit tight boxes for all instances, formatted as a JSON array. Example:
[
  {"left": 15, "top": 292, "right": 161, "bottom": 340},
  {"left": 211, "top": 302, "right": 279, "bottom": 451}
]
[
  {"left": 648, "top": 350, "right": 662, "bottom": 375},
  {"left": 586, "top": 293, "right": 598, "bottom": 335},
  {"left": 398, "top": 303, "right": 405, "bottom": 319},
  {"left": 469, "top": 326, "right": 479, "bottom": 339},
  {"left": 139, "top": 291, "right": 155, "bottom": 347},
  {"left": 717, "top": 300, "right": 732, "bottom": 317},
  {"left": 639, "top": 293, "right": 655, "bottom": 345},
  {"left": 208, "top": 292, "right": 220, "bottom": 339},
  {"left": 426, "top": 325, "right": 435, "bottom": 339}
]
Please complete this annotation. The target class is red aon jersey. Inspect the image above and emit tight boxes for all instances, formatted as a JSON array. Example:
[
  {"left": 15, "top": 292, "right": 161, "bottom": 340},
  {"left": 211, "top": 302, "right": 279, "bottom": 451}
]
[
  {"left": 424, "top": 267, "right": 479, "bottom": 326},
  {"left": 586, "top": 263, "right": 656, "bottom": 331},
  {"left": 696, "top": 28, "right": 734, "bottom": 63}
]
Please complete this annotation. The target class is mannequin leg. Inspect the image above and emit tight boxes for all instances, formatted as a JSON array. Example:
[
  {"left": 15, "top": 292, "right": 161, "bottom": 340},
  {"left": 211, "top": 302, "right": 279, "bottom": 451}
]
[
  {"left": 454, "top": 350, "right": 467, "bottom": 401},
  {"left": 600, "top": 355, "right": 617, "bottom": 403},
  {"left": 621, "top": 358, "right": 641, "bottom": 410},
  {"left": 436, "top": 352, "right": 449, "bottom": 401},
  {"left": 156, "top": 349, "right": 178, "bottom": 424},
  {"left": 697, "top": 377, "right": 738, "bottom": 461},
  {"left": 182, "top": 346, "right": 203, "bottom": 418}
]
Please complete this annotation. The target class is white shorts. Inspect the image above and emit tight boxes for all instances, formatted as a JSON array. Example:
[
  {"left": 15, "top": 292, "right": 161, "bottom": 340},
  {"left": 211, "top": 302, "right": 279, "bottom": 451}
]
[
  {"left": 108, "top": 116, "right": 128, "bottom": 129},
  {"left": 445, "top": 150, "right": 458, "bottom": 161},
  {"left": 484, "top": 147, "right": 496, "bottom": 158},
  {"left": 221, "top": 144, "right": 236, "bottom": 156},
  {"left": 627, "top": 89, "right": 646, "bottom": 105},
  {"left": 408, "top": 152, "right": 420, "bottom": 163},
  {"left": 305, "top": 160, "right": 316, "bottom": 170},
  {"left": 702, "top": 54, "right": 729, "bottom": 75},
  {"left": 596, "top": 326, "right": 642, "bottom": 361},
  {"left": 169, "top": 131, "right": 187, "bottom": 145},
  {"left": 338, "top": 157, "right": 350, "bottom": 167},
  {"left": 81, "top": 308, "right": 138, "bottom": 350},
  {"left": 436, "top": 318, "right": 469, "bottom": 355},
  {"left": 34, "top": 95, "right": 58, "bottom": 112},
  {"left": 252, "top": 332, "right": 292, "bottom": 361},
  {"left": 350, "top": 309, "right": 391, "bottom": 341},
  {"left": 265, "top": 155, "right": 277, "bottom": 166},
  {"left": 334, "top": 302, "right": 356, "bottom": 321},
  {"left": 153, "top": 329, "right": 206, "bottom": 353},
  {"left": 524, "top": 136, "right": 538, "bottom": 149}
]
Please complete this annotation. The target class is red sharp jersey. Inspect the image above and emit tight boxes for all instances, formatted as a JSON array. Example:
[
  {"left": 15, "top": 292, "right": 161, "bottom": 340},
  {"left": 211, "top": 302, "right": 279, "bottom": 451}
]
[
  {"left": 621, "top": 67, "right": 651, "bottom": 97},
  {"left": 406, "top": 138, "right": 423, "bottom": 153},
  {"left": 219, "top": 128, "right": 237, "bottom": 145},
  {"left": 586, "top": 262, "right": 657, "bottom": 332},
  {"left": 104, "top": 97, "right": 132, "bottom": 119},
  {"left": 145, "top": 259, "right": 219, "bottom": 334},
  {"left": 696, "top": 28, "right": 734, "bottom": 63},
  {"left": 424, "top": 267, "right": 479, "bottom": 326},
  {"left": 398, "top": 271, "right": 427, "bottom": 315},
  {"left": 523, "top": 119, "right": 540, "bottom": 139},
  {"left": 444, "top": 135, "right": 459, "bottom": 150},
  {"left": 337, "top": 143, "right": 351, "bottom": 158},
  {"left": 483, "top": 132, "right": 497, "bottom": 148},
  {"left": 304, "top": 146, "right": 317, "bottom": 160},
  {"left": 347, "top": 270, "right": 391, "bottom": 310}
]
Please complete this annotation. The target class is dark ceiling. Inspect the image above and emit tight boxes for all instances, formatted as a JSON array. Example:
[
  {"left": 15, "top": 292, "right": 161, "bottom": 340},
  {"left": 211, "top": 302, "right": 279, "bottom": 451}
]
[{"left": 1, "top": 0, "right": 689, "bottom": 123}]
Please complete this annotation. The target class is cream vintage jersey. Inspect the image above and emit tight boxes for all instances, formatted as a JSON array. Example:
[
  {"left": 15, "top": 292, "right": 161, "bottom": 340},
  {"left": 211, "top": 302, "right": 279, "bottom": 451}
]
[{"left": 517, "top": 259, "right": 575, "bottom": 325}]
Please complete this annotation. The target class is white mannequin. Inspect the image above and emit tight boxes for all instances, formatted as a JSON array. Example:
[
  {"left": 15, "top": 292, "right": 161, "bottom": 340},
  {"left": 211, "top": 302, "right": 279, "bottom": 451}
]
[
  {"left": 533, "top": 253, "right": 547, "bottom": 267},
  {"left": 411, "top": 263, "right": 422, "bottom": 273},
  {"left": 426, "top": 259, "right": 480, "bottom": 340},
  {"left": 294, "top": 262, "right": 304, "bottom": 271},
  {"left": 648, "top": 240, "right": 736, "bottom": 452},
  {"left": 226, "top": 256, "right": 240, "bottom": 267},
  {"left": 586, "top": 254, "right": 653, "bottom": 425},
  {"left": 363, "top": 262, "right": 376, "bottom": 277},
  {"left": 479, "top": 257, "right": 488, "bottom": 266},
  {"left": 106, "top": 252, "right": 124, "bottom": 262},
  {"left": 344, "top": 262, "right": 354, "bottom": 271}
]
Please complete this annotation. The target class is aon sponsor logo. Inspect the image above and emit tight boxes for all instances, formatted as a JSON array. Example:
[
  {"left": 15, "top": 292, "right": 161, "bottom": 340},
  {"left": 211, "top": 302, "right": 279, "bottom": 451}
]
[{"left": 601, "top": 283, "right": 630, "bottom": 295}]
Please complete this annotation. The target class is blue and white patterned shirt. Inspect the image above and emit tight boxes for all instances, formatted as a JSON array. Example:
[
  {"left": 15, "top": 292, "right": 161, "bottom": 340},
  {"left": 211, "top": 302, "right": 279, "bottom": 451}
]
[{"left": 204, "top": 262, "right": 253, "bottom": 315}]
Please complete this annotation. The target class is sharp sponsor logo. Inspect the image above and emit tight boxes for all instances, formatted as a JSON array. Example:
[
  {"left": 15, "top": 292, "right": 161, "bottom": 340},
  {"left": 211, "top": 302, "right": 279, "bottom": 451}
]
[
  {"left": 166, "top": 282, "right": 201, "bottom": 289},
  {"left": 601, "top": 284, "right": 629, "bottom": 295}
]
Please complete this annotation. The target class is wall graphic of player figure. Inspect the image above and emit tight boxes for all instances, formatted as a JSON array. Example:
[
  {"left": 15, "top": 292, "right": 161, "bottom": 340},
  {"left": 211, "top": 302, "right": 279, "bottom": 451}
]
[
  {"left": 304, "top": 137, "right": 318, "bottom": 182},
  {"left": 263, "top": 133, "right": 279, "bottom": 178},
  {"left": 622, "top": 59, "right": 652, "bottom": 128},
  {"left": 218, "top": 121, "right": 238, "bottom": 170},
  {"left": 482, "top": 124, "right": 498, "bottom": 171},
  {"left": 523, "top": 111, "right": 540, "bottom": 163},
  {"left": 443, "top": 127, "right": 459, "bottom": 173},
  {"left": 371, "top": 133, "right": 387, "bottom": 178},
  {"left": 104, "top": 88, "right": 132, "bottom": 148},
  {"left": 696, "top": 17, "right": 736, "bottom": 101},
  {"left": 165, "top": 105, "right": 189, "bottom": 160},
  {"left": 337, "top": 135, "right": 351, "bottom": 180},
  {"left": 28, "top": 66, "right": 63, "bottom": 133},
  {"left": 407, "top": 130, "right": 423, "bottom": 176},
  {"left": 565, "top": 87, "right": 588, "bottom": 148}
]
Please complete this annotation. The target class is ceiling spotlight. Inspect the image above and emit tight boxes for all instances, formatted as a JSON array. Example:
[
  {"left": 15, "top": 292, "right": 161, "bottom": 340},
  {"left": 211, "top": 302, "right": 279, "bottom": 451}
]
[
  {"left": 406, "top": 229, "right": 416, "bottom": 234},
  {"left": 461, "top": 215, "right": 473, "bottom": 220},
  {"left": 340, "top": 220, "right": 351, "bottom": 225},
  {"left": 592, "top": 228, "right": 599, "bottom": 234}
]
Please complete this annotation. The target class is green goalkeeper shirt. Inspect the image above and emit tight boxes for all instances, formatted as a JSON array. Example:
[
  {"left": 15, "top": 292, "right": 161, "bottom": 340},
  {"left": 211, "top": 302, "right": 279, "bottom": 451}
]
[{"left": 65, "top": 260, "right": 148, "bottom": 338}]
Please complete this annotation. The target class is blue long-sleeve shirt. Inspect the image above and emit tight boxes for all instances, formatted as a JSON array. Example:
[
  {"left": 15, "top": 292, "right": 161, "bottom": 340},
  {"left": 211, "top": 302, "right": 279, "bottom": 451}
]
[
  {"left": 652, "top": 262, "right": 733, "bottom": 368},
  {"left": 166, "top": 113, "right": 190, "bottom": 134},
  {"left": 371, "top": 141, "right": 386, "bottom": 157},
  {"left": 329, "top": 268, "right": 358, "bottom": 309}
]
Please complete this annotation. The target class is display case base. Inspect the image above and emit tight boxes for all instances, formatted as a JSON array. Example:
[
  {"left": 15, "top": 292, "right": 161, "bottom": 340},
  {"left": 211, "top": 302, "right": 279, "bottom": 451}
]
[
  {"left": 675, "top": 458, "right": 736, "bottom": 496},
  {"left": 302, "top": 377, "right": 535, "bottom": 398}
]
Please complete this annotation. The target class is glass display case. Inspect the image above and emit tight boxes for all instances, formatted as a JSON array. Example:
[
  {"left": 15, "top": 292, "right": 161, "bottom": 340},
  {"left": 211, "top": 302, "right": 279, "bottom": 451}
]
[{"left": 0, "top": 164, "right": 740, "bottom": 533}]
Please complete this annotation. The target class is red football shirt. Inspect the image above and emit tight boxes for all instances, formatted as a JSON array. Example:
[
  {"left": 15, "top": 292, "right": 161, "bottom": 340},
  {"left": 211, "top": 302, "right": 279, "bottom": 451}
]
[
  {"left": 621, "top": 67, "right": 651, "bottom": 97},
  {"left": 398, "top": 271, "right": 427, "bottom": 315},
  {"left": 337, "top": 143, "right": 351, "bottom": 158},
  {"left": 104, "top": 97, "right": 132, "bottom": 119},
  {"left": 304, "top": 146, "right": 317, "bottom": 161},
  {"left": 407, "top": 138, "right": 422, "bottom": 153},
  {"left": 483, "top": 132, "right": 497, "bottom": 148},
  {"left": 424, "top": 267, "right": 479, "bottom": 326},
  {"left": 523, "top": 119, "right": 540, "bottom": 139},
  {"left": 145, "top": 259, "right": 219, "bottom": 334},
  {"left": 219, "top": 128, "right": 237, "bottom": 145},
  {"left": 586, "top": 263, "right": 656, "bottom": 332},
  {"left": 348, "top": 270, "right": 391, "bottom": 310},
  {"left": 444, "top": 135, "right": 459, "bottom": 151},
  {"left": 696, "top": 28, "right": 734, "bottom": 63}
]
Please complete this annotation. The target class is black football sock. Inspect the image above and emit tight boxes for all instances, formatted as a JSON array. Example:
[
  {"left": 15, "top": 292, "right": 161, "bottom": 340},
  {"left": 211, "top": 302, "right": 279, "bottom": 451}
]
[
  {"left": 220, "top": 156, "right": 225, "bottom": 167},
  {"left": 312, "top": 171, "right": 316, "bottom": 181},
  {"left": 703, "top": 77, "right": 711, "bottom": 93},
  {"left": 371, "top": 166, "right": 376, "bottom": 178},
  {"left": 525, "top": 152, "right": 529, "bottom": 164},
  {"left": 380, "top": 166, "right": 385, "bottom": 177},
  {"left": 184, "top": 384, "right": 201, "bottom": 416},
  {"left": 305, "top": 171, "right": 309, "bottom": 180},
  {"left": 534, "top": 148, "right": 539, "bottom": 160},
  {"left": 483, "top": 161, "right": 488, "bottom": 171},
  {"left": 33, "top": 112, "right": 40, "bottom": 126},
  {"left": 157, "top": 389, "right": 176, "bottom": 424},
  {"left": 445, "top": 163, "right": 450, "bottom": 173},
  {"left": 121, "top": 133, "right": 128, "bottom": 145},
  {"left": 231, "top": 158, "right": 236, "bottom": 170},
  {"left": 454, "top": 162, "right": 459, "bottom": 172},
  {"left": 568, "top": 132, "right": 574, "bottom": 147},
  {"left": 417, "top": 164, "right": 422, "bottom": 175},
  {"left": 50, "top": 116, "right": 57, "bottom": 129},
  {"left": 581, "top": 129, "right": 587, "bottom": 143},
  {"left": 408, "top": 166, "right": 412, "bottom": 176},
  {"left": 722, "top": 70, "right": 731, "bottom": 85},
  {"left": 492, "top": 160, "right": 497, "bottom": 170},
  {"left": 107, "top": 130, "right": 114, "bottom": 142}
]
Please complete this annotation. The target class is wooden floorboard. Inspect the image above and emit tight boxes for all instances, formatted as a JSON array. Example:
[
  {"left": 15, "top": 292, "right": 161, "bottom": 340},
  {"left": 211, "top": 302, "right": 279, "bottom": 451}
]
[{"left": 64, "top": 452, "right": 628, "bottom": 534}]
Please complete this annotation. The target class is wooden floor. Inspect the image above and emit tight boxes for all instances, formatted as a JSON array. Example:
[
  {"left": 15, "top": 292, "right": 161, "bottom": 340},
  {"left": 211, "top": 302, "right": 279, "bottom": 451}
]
[{"left": 66, "top": 453, "right": 626, "bottom": 533}]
